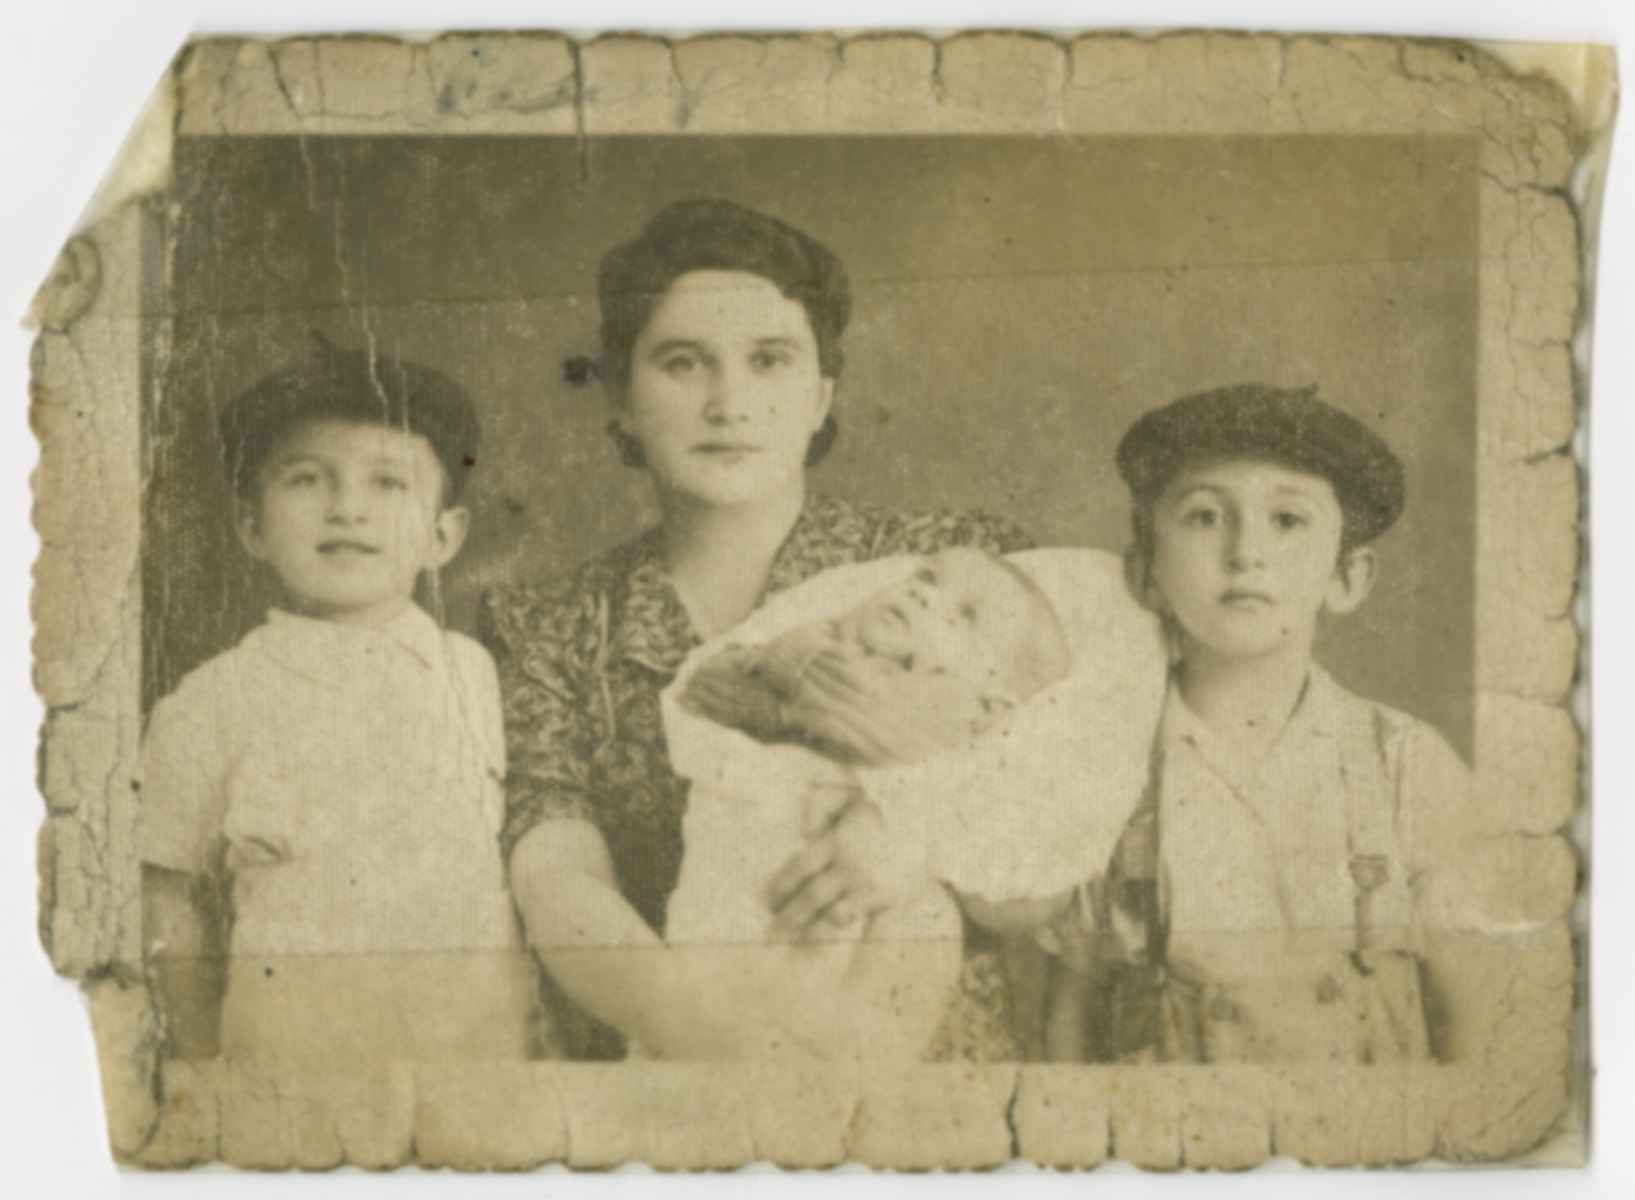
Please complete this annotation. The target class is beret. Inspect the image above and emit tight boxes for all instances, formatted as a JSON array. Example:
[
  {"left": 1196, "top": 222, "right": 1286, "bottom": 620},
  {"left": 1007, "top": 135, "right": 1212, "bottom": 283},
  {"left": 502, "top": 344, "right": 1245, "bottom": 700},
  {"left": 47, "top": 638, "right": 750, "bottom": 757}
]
[
  {"left": 1115, "top": 383, "right": 1406, "bottom": 545},
  {"left": 219, "top": 339, "right": 481, "bottom": 500}
]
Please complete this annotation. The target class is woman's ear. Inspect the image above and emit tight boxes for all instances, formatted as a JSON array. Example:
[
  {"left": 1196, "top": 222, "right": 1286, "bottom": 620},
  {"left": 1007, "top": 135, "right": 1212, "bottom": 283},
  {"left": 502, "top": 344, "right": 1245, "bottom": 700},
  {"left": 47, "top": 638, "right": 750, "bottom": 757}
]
[
  {"left": 428, "top": 506, "right": 471, "bottom": 571},
  {"left": 1123, "top": 543, "right": 1166, "bottom": 615},
  {"left": 1326, "top": 545, "right": 1378, "bottom": 615}
]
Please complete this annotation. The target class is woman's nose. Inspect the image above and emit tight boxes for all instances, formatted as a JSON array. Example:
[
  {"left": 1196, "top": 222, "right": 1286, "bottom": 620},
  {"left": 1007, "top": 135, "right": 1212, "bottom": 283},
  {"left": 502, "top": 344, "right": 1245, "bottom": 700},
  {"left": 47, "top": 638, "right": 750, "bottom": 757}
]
[{"left": 701, "top": 361, "right": 749, "bottom": 424}]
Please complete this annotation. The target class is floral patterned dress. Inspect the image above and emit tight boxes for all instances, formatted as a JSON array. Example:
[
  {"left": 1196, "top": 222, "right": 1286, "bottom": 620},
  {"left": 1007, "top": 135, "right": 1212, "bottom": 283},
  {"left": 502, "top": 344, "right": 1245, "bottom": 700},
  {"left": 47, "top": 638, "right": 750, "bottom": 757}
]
[{"left": 480, "top": 493, "right": 1033, "bottom": 1061}]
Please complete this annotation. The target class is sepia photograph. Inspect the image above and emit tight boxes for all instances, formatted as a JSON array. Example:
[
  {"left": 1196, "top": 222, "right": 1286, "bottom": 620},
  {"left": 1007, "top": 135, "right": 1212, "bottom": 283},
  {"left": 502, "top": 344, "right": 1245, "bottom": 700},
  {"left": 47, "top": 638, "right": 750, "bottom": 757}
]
[
  {"left": 5, "top": 0, "right": 1628, "bottom": 1191},
  {"left": 144, "top": 131, "right": 1482, "bottom": 1074}
]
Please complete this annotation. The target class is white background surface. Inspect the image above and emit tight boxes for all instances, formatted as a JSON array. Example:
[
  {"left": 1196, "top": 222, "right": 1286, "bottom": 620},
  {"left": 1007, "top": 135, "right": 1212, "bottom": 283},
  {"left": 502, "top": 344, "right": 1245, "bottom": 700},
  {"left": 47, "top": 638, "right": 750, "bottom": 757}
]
[{"left": 1, "top": 2, "right": 1626, "bottom": 1195}]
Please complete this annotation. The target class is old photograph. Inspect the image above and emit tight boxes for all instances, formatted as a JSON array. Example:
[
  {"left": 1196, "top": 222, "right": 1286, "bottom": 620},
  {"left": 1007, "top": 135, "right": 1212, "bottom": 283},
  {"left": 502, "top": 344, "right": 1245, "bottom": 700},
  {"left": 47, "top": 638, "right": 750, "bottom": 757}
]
[{"left": 22, "top": 26, "right": 1609, "bottom": 1173}]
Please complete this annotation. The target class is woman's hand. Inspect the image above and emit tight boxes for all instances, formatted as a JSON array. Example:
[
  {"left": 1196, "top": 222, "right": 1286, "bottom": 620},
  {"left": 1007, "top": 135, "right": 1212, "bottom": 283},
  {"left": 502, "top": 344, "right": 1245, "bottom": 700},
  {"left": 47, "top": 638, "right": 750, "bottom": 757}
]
[
  {"left": 790, "top": 646, "right": 989, "bottom": 766},
  {"left": 764, "top": 788, "right": 928, "bottom": 940},
  {"left": 512, "top": 819, "right": 765, "bottom": 1058},
  {"left": 678, "top": 647, "right": 790, "bottom": 740}
]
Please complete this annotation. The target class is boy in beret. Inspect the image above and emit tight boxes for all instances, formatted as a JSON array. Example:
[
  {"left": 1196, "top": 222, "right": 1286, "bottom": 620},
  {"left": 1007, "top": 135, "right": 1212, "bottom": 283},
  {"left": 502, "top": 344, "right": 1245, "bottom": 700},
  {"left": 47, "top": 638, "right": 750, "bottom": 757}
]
[
  {"left": 139, "top": 345, "right": 535, "bottom": 1068},
  {"left": 1058, "top": 383, "right": 1475, "bottom": 1064}
]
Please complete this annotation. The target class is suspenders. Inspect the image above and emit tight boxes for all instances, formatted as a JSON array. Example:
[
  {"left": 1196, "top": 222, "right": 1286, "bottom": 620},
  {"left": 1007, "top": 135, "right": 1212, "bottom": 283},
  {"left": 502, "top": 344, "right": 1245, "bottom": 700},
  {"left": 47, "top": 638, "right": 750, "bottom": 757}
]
[
  {"left": 1338, "top": 703, "right": 1400, "bottom": 964},
  {"left": 1088, "top": 685, "right": 1423, "bottom": 1063}
]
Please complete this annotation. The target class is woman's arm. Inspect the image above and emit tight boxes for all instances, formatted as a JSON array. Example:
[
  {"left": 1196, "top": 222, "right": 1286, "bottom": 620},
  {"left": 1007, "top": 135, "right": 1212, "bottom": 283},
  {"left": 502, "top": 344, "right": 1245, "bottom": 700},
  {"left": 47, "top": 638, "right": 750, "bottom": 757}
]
[
  {"left": 508, "top": 818, "right": 770, "bottom": 1059},
  {"left": 765, "top": 791, "right": 936, "bottom": 937},
  {"left": 480, "top": 584, "right": 725, "bottom": 1052}
]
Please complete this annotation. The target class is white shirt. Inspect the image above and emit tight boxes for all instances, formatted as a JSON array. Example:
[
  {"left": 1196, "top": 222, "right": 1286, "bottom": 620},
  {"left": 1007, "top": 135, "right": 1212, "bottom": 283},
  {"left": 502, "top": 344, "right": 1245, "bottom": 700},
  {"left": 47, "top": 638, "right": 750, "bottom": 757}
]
[
  {"left": 139, "top": 605, "right": 514, "bottom": 958},
  {"left": 1155, "top": 665, "right": 1471, "bottom": 973}
]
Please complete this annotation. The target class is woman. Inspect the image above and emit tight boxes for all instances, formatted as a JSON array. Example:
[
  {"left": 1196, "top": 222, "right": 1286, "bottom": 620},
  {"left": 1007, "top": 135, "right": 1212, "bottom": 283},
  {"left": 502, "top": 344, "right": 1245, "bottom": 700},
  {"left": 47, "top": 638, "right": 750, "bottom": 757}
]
[{"left": 482, "top": 198, "right": 1032, "bottom": 1060}]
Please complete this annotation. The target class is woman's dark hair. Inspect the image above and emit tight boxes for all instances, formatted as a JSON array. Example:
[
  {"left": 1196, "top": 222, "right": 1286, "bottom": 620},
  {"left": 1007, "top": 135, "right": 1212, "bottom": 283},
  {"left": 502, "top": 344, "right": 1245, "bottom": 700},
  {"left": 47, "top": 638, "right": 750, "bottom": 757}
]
[
  {"left": 588, "top": 199, "right": 851, "bottom": 469},
  {"left": 596, "top": 197, "right": 851, "bottom": 393}
]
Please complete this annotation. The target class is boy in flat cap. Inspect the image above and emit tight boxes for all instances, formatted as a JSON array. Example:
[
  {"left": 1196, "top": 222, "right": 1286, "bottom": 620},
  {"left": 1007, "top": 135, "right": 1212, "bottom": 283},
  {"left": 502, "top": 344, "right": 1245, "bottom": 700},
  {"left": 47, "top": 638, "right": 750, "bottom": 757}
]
[
  {"left": 1055, "top": 383, "right": 1476, "bottom": 1065},
  {"left": 139, "top": 344, "right": 535, "bottom": 1068}
]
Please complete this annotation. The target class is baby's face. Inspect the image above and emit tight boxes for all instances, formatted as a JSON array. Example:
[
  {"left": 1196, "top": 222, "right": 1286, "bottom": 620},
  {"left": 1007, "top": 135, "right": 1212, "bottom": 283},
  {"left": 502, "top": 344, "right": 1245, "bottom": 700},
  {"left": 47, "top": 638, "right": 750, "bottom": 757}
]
[{"left": 836, "top": 548, "right": 1043, "bottom": 701}]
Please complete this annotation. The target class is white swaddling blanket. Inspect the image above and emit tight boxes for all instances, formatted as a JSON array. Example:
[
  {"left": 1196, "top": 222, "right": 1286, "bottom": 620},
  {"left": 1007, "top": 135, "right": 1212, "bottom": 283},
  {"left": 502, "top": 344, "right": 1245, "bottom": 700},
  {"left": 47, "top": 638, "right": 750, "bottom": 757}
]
[{"left": 662, "top": 548, "right": 1168, "bottom": 951}]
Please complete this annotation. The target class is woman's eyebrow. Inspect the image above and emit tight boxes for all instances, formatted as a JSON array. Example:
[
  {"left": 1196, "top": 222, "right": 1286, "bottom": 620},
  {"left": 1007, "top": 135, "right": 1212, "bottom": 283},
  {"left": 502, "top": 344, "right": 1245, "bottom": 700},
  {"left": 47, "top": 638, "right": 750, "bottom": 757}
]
[
  {"left": 644, "top": 338, "right": 706, "bottom": 358},
  {"left": 752, "top": 336, "right": 802, "bottom": 350}
]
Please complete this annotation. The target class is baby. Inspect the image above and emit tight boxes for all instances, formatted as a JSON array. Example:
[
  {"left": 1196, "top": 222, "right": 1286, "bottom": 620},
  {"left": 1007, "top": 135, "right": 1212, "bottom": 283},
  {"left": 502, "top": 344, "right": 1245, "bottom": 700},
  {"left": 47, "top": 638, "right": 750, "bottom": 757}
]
[
  {"left": 680, "top": 547, "right": 1069, "bottom": 769},
  {"left": 660, "top": 547, "right": 1168, "bottom": 1061}
]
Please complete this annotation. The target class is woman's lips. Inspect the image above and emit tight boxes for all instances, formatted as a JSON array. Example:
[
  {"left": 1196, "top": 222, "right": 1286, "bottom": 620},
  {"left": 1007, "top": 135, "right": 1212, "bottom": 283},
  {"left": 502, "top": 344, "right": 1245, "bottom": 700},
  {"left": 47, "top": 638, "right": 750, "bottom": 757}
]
[
  {"left": 317, "top": 540, "right": 380, "bottom": 555},
  {"left": 692, "top": 442, "right": 761, "bottom": 455},
  {"left": 1219, "top": 589, "right": 1273, "bottom": 606}
]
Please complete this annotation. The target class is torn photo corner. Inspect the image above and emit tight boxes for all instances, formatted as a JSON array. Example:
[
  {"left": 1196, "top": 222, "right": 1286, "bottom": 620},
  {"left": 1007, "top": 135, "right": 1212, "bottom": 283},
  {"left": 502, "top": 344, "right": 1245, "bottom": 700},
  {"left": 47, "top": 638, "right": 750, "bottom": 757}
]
[{"left": 30, "top": 30, "right": 1611, "bottom": 1171}]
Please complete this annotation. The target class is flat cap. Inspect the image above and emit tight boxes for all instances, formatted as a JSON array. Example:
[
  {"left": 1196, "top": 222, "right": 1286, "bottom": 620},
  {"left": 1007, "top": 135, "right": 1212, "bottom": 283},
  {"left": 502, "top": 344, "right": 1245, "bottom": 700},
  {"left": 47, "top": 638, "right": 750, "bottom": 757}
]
[
  {"left": 219, "top": 339, "right": 480, "bottom": 500},
  {"left": 1116, "top": 383, "right": 1406, "bottom": 545}
]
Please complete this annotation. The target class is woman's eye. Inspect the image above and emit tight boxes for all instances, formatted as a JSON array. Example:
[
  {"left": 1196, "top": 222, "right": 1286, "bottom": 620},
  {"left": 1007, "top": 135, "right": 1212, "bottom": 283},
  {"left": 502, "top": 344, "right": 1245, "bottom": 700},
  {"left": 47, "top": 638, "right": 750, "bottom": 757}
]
[
  {"left": 1273, "top": 511, "right": 1308, "bottom": 530},
  {"left": 661, "top": 354, "right": 699, "bottom": 376},
  {"left": 1181, "top": 507, "right": 1220, "bottom": 528},
  {"left": 284, "top": 470, "right": 320, "bottom": 488},
  {"left": 375, "top": 474, "right": 409, "bottom": 491},
  {"left": 750, "top": 349, "right": 790, "bottom": 372}
]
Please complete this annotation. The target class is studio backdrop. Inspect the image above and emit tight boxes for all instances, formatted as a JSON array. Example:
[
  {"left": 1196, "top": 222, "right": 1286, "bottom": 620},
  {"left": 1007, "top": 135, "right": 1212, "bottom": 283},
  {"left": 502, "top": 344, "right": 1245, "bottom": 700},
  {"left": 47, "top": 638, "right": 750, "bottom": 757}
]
[{"left": 143, "top": 133, "right": 1477, "bottom": 755}]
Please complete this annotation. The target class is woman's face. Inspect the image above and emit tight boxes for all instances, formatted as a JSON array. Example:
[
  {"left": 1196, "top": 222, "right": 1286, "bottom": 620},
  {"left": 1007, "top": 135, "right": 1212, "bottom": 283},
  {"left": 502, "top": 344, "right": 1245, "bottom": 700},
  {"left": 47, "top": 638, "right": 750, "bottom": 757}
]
[{"left": 623, "top": 269, "right": 834, "bottom": 509}]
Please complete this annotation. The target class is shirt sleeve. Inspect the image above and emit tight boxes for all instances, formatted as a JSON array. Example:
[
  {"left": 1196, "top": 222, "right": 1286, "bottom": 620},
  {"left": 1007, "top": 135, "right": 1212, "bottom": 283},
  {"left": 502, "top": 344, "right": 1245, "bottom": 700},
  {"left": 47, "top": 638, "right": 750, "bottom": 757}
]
[
  {"left": 138, "top": 671, "right": 231, "bottom": 875},
  {"left": 478, "top": 584, "right": 603, "bottom": 859},
  {"left": 443, "top": 632, "right": 510, "bottom": 840}
]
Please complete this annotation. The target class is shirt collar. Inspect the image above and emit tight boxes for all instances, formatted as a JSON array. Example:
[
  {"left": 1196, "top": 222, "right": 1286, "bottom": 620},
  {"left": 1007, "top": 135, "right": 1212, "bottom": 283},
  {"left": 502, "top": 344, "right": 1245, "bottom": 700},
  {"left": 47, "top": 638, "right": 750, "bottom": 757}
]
[
  {"left": 251, "top": 603, "right": 447, "bottom": 688},
  {"left": 1159, "top": 661, "right": 1342, "bottom": 757},
  {"left": 608, "top": 494, "right": 863, "bottom": 678}
]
